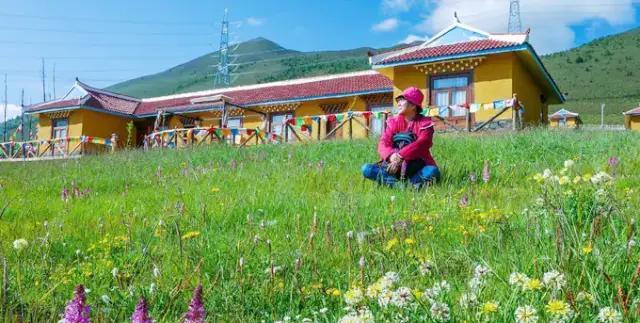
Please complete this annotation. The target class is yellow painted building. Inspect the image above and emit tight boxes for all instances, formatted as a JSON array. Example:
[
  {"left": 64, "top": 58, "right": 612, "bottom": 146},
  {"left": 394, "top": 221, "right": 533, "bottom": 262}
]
[
  {"left": 623, "top": 107, "right": 640, "bottom": 131},
  {"left": 370, "top": 20, "right": 564, "bottom": 127},
  {"left": 548, "top": 109, "right": 582, "bottom": 129}
]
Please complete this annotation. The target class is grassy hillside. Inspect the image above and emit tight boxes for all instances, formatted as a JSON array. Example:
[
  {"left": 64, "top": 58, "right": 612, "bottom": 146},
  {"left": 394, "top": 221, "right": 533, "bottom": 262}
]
[
  {"left": 1, "top": 130, "right": 639, "bottom": 321},
  {"left": 543, "top": 28, "right": 640, "bottom": 124}
]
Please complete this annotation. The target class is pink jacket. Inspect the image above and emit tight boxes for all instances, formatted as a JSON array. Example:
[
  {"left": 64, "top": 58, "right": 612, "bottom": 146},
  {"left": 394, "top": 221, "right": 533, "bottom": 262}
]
[{"left": 377, "top": 114, "right": 437, "bottom": 166}]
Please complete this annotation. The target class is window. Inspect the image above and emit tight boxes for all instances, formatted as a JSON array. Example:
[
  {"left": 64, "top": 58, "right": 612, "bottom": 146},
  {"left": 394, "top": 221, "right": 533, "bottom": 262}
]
[
  {"left": 226, "top": 117, "right": 242, "bottom": 144},
  {"left": 270, "top": 113, "right": 294, "bottom": 139},
  {"left": 430, "top": 74, "right": 472, "bottom": 116},
  {"left": 52, "top": 118, "right": 68, "bottom": 139},
  {"left": 370, "top": 106, "right": 390, "bottom": 136}
]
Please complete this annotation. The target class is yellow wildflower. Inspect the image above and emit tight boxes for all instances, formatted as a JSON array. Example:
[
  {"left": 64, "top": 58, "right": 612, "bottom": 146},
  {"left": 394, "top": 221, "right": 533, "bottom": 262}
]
[
  {"left": 558, "top": 176, "right": 570, "bottom": 185},
  {"left": 311, "top": 282, "right": 323, "bottom": 289},
  {"left": 545, "top": 299, "right": 572, "bottom": 317},
  {"left": 211, "top": 187, "right": 220, "bottom": 193},
  {"left": 404, "top": 238, "right": 415, "bottom": 245},
  {"left": 582, "top": 244, "right": 593, "bottom": 255},
  {"left": 481, "top": 301, "right": 499, "bottom": 315},
  {"left": 525, "top": 278, "right": 542, "bottom": 291},
  {"left": 326, "top": 288, "right": 341, "bottom": 297},
  {"left": 385, "top": 238, "right": 399, "bottom": 251},
  {"left": 583, "top": 173, "right": 592, "bottom": 182},
  {"left": 181, "top": 231, "right": 201, "bottom": 240},
  {"left": 573, "top": 176, "right": 582, "bottom": 184}
]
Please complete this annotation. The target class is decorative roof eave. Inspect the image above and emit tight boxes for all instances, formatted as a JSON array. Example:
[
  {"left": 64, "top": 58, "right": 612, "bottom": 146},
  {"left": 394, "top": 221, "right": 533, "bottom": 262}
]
[
  {"left": 371, "top": 44, "right": 528, "bottom": 68},
  {"left": 623, "top": 107, "right": 640, "bottom": 116},
  {"left": 24, "top": 105, "right": 81, "bottom": 115},
  {"left": 241, "top": 88, "right": 393, "bottom": 108},
  {"left": 25, "top": 105, "right": 134, "bottom": 118},
  {"left": 521, "top": 43, "right": 565, "bottom": 103}
]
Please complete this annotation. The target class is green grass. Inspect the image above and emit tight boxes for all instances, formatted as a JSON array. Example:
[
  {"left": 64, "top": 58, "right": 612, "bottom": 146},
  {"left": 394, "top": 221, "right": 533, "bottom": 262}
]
[{"left": 0, "top": 129, "right": 639, "bottom": 322}]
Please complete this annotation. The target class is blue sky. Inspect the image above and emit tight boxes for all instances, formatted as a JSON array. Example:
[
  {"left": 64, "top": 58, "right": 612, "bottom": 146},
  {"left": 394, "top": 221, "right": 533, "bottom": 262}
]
[{"left": 0, "top": 0, "right": 638, "bottom": 119}]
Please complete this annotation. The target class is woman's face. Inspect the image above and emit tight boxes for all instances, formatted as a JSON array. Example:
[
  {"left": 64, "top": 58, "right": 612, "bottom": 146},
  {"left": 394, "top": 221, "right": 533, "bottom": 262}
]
[{"left": 396, "top": 98, "right": 416, "bottom": 116}]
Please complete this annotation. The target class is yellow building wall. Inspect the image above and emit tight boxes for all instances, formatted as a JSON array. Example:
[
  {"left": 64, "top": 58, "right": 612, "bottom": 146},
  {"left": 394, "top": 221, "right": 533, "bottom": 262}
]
[
  {"left": 290, "top": 96, "right": 370, "bottom": 140},
  {"left": 36, "top": 110, "right": 84, "bottom": 140},
  {"left": 627, "top": 116, "right": 640, "bottom": 131},
  {"left": 549, "top": 117, "right": 579, "bottom": 128},
  {"left": 78, "top": 110, "right": 133, "bottom": 147},
  {"left": 512, "top": 55, "right": 547, "bottom": 125}
]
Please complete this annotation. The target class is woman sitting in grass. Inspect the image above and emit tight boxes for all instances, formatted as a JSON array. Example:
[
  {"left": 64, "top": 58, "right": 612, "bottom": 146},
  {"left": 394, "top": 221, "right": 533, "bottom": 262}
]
[{"left": 362, "top": 86, "right": 440, "bottom": 188}]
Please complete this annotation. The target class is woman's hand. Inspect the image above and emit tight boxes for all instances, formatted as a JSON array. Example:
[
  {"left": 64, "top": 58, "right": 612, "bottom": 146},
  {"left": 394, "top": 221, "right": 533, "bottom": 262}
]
[
  {"left": 386, "top": 160, "right": 402, "bottom": 175},
  {"left": 389, "top": 153, "right": 403, "bottom": 164}
]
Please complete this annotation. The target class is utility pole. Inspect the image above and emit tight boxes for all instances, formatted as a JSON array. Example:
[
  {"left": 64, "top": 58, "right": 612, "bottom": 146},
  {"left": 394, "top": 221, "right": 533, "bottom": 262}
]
[
  {"left": 600, "top": 103, "right": 605, "bottom": 128},
  {"left": 53, "top": 63, "right": 56, "bottom": 99},
  {"left": 41, "top": 58, "right": 46, "bottom": 102},
  {"left": 20, "top": 89, "right": 24, "bottom": 142},
  {"left": 508, "top": 0, "right": 522, "bottom": 33},
  {"left": 3, "top": 74, "right": 7, "bottom": 142}
]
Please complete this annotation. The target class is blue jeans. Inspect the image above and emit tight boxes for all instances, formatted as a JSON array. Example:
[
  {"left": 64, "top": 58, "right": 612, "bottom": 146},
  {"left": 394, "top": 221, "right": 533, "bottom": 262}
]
[{"left": 362, "top": 163, "right": 440, "bottom": 188}]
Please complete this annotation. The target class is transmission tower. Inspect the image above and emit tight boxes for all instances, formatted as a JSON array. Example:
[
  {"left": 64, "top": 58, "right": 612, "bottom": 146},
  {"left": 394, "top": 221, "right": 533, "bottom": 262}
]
[
  {"left": 214, "top": 9, "right": 231, "bottom": 87},
  {"left": 508, "top": 0, "right": 522, "bottom": 33}
]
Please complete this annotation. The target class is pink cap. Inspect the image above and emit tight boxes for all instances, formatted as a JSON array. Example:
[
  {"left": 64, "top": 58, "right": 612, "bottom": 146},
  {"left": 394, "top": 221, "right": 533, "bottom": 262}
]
[{"left": 396, "top": 87, "right": 424, "bottom": 111}]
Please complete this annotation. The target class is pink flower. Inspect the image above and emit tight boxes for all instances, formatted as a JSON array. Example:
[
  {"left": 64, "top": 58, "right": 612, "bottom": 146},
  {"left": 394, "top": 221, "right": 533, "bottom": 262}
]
[
  {"left": 482, "top": 160, "right": 490, "bottom": 183},
  {"left": 459, "top": 195, "right": 469, "bottom": 207},
  {"left": 61, "top": 186, "right": 69, "bottom": 203},
  {"left": 62, "top": 285, "right": 91, "bottom": 323},
  {"left": 131, "top": 297, "right": 153, "bottom": 323},
  {"left": 183, "top": 285, "right": 205, "bottom": 323}
]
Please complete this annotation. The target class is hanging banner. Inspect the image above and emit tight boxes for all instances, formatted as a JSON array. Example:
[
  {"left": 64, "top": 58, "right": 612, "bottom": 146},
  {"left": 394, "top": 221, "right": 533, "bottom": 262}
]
[{"left": 303, "top": 116, "right": 313, "bottom": 126}]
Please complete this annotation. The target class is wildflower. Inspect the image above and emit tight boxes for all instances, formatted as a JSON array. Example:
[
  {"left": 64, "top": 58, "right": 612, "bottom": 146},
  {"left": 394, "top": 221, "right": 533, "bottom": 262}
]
[
  {"left": 210, "top": 187, "right": 220, "bottom": 193},
  {"left": 384, "top": 272, "right": 399, "bottom": 283},
  {"left": 419, "top": 260, "right": 434, "bottom": 276},
  {"left": 474, "top": 264, "right": 490, "bottom": 278},
  {"left": 572, "top": 176, "right": 582, "bottom": 184},
  {"left": 100, "top": 295, "right": 111, "bottom": 304},
  {"left": 591, "top": 171, "right": 613, "bottom": 185},
  {"left": 564, "top": 159, "right": 575, "bottom": 169},
  {"left": 149, "top": 283, "right": 157, "bottom": 295},
  {"left": 459, "top": 292, "right": 478, "bottom": 309},
  {"left": 576, "top": 291, "right": 596, "bottom": 305},
  {"left": 344, "top": 288, "right": 364, "bottom": 306},
  {"left": 597, "top": 307, "right": 622, "bottom": 323},
  {"left": 183, "top": 285, "right": 205, "bottom": 323},
  {"left": 390, "top": 195, "right": 396, "bottom": 203},
  {"left": 111, "top": 267, "right": 119, "bottom": 279},
  {"left": 480, "top": 301, "right": 499, "bottom": 315},
  {"left": 558, "top": 176, "right": 570, "bottom": 185},
  {"left": 608, "top": 157, "right": 619, "bottom": 176},
  {"left": 482, "top": 160, "right": 490, "bottom": 183},
  {"left": 181, "top": 231, "right": 201, "bottom": 240},
  {"left": 524, "top": 278, "right": 542, "bottom": 291},
  {"left": 469, "top": 172, "right": 477, "bottom": 183},
  {"left": 582, "top": 244, "right": 593, "bottom": 255},
  {"left": 319, "top": 308, "right": 328, "bottom": 314},
  {"left": 543, "top": 169, "right": 553, "bottom": 179},
  {"left": 131, "top": 297, "right": 153, "bottom": 323},
  {"left": 62, "top": 285, "right": 91, "bottom": 323},
  {"left": 404, "top": 238, "right": 415, "bottom": 245},
  {"left": 326, "top": 288, "right": 341, "bottom": 297},
  {"left": 152, "top": 264, "right": 160, "bottom": 278},
  {"left": 468, "top": 277, "right": 483, "bottom": 292},
  {"left": 514, "top": 305, "right": 538, "bottom": 323},
  {"left": 337, "top": 307, "right": 374, "bottom": 323},
  {"left": 542, "top": 270, "right": 566, "bottom": 291},
  {"left": 385, "top": 238, "right": 399, "bottom": 251},
  {"left": 628, "top": 239, "right": 636, "bottom": 251},
  {"left": 391, "top": 287, "right": 413, "bottom": 307},
  {"left": 430, "top": 302, "right": 451, "bottom": 322},
  {"left": 509, "top": 272, "right": 529, "bottom": 290},
  {"left": 12, "top": 239, "right": 28, "bottom": 250},
  {"left": 545, "top": 299, "right": 573, "bottom": 321},
  {"left": 459, "top": 195, "right": 469, "bottom": 207},
  {"left": 377, "top": 289, "right": 393, "bottom": 307}
]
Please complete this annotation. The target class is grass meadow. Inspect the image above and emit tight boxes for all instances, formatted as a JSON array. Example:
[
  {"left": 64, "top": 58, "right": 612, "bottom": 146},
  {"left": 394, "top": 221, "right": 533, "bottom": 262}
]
[{"left": 0, "top": 129, "right": 639, "bottom": 322}]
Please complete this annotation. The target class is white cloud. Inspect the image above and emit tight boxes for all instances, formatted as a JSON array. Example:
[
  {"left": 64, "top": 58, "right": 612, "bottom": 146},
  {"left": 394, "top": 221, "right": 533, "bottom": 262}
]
[
  {"left": 0, "top": 104, "right": 22, "bottom": 121},
  {"left": 400, "top": 34, "right": 428, "bottom": 44},
  {"left": 383, "top": 0, "right": 416, "bottom": 12},
  {"left": 246, "top": 17, "right": 265, "bottom": 26},
  {"left": 413, "top": 0, "right": 636, "bottom": 54},
  {"left": 372, "top": 18, "right": 400, "bottom": 32}
]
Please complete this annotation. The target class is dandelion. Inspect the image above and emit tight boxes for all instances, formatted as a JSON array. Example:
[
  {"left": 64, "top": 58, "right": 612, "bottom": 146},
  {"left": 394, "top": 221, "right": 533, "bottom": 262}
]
[
  {"left": 391, "top": 287, "right": 413, "bottom": 307},
  {"left": 385, "top": 238, "right": 399, "bottom": 251},
  {"left": 131, "top": 297, "right": 153, "bottom": 323},
  {"left": 524, "top": 278, "right": 542, "bottom": 291},
  {"left": 480, "top": 301, "right": 499, "bottom": 315},
  {"left": 62, "top": 285, "right": 91, "bottom": 323},
  {"left": 597, "top": 307, "right": 622, "bottom": 323},
  {"left": 558, "top": 176, "right": 570, "bottom": 185},
  {"left": 474, "top": 264, "right": 490, "bottom": 278},
  {"left": 543, "top": 169, "right": 553, "bottom": 179},
  {"left": 545, "top": 299, "right": 573, "bottom": 322},
  {"left": 509, "top": 272, "right": 529, "bottom": 290},
  {"left": 542, "top": 270, "right": 566, "bottom": 291},
  {"left": 459, "top": 292, "right": 478, "bottom": 309},
  {"left": 419, "top": 260, "right": 434, "bottom": 276},
  {"left": 337, "top": 307, "right": 374, "bottom": 323},
  {"left": 564, "top": 159, "right": 575, "bottom": 169},
  {"left": 377, "top": 289, "right": 393, "bottom": 308},
  {"left": 430, "top": 302, "right": 451, "bottom": 322},
  {"left": 12, "top": 239, "right": 28, "bottom": 250},
  {"left": 582, "top": 244, "right": 593, "bottom": 255},
  {"left": 468, "top": 277, "right": 483, "bottom": 292},
  {"left": 514, "top": 305, "right": 538, "bottom": 323},
  {"left": 344, "top": 288, "right": 364, "bottom": 306},
  {"left": 576, "top": 291, "right": 596, "bottom": 305},
  {"left": 183, "top": 285, "right": 205, "bottom": 323},
  {"left": 384, "top": 272, "right": 399, "bottom": 283},
  {"left": 591, "top": 171, "right": 613, "bottom": 185}
]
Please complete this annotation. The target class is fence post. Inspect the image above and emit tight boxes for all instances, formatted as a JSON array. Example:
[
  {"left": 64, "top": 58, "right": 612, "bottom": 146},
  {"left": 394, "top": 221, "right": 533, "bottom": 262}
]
[
  {"left": 348, "top": 115, "right": 353, "bottom": 140},
  {"left": 511, "top": 93, "right": 519, "bottom": 131},
  {"left": 284, "top": 122, "right": 289, "bottom": 143},
  {"left": 466, "top": 108, "right": 472, "bottom": 132},
  {"left": 111, "top": 133, "right": 118, "bottom": 153},
  {"left": 317, "top": 118, "right": 321, "bottom": 140}
]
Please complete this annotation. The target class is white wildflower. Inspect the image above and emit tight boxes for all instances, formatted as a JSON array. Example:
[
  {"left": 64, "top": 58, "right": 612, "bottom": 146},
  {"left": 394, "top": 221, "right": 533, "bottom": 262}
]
[
  {"left": 576, "top": 291, "right": 596, "bottom": 305},
  {"left": 542, "top": 270, "right": 566, "bottom": 291},
  {"left": 344, "top": 288, "right": 364, "bottom": 306},
  {"left": 152, "top": 263, "right": 161, "bottom": 278},
  {"left": 338, "top": 307, "right": 374, "bottom": 323},
  {"left": 438, "top": 280, "right": 451, "bottom": 293},
  {"left": 591, "top": 171, "right": 613, "bottom": 185},
  {"left": 564, "top": 160, "right": 574, "bottom": 169},
  {"left": 149, "top": 283, "right": 157, "bottom": 294},
  {"left": 12, "top": 239, "right": 28, "bottom": 250},
  {"left": 509, "top": 272, "right": 529, "bottom": 289},
  {"left": 377, "top": 289, "right": 393, "bottom": 308},
  {"left": 543, "top": 169, "right": 553, "bottom": 179},
  {"left": 391, "top": 287, "right": 413, "bottom": 307},
  {"left": 628, "top": 239, "right": 636, "bottom": 251},
  {"left": 597, "top": 307, "right": 622, "bottom": 323},
  {"left": 384, "top": 272, "right": 399, "bottom": 283},
  {"left": 459, "top": 292, "right": 478, "bottom": 309},
  {"left": 100, "top": 294, "right": 111, "bottom": 304},
  {"left": 430, "top": 302, "right": 450, "bottom": 322},
  {"left": 468, "top": 277, "right": 484, "bottom": 292},
  {"left": 111, "top": 267, "right": 119, "bottom": 278},
  {"left": 319, "top": 307, "right": 328, "bottom": 314},
  {"left": 474, "top": 264, "right": 490, "bottom": 278},
  {"left": 419, "top": 260, "right": 434, "bottom": 276},
  {"left": 515, "top": 305, "right": 538, "bottom": 323}
]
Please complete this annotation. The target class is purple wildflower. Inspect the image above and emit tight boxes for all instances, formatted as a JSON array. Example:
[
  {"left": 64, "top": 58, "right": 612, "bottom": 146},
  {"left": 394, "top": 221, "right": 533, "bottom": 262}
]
[
  {"left": 62, "top": 285, "right": 91, "bottom": 323},
  {"left": 131, "top": 297, "right": 153, "bottom": 323},
  {"left": 459, "top": 195, "right": 469, "bottom": 208},
  {"left": 482, "top": 160, "right": 491, "bottom": 183},
  {"left": 608, "top": 156, "right": 619, "bottom": 176},
  {"left": 61, "top": 186, "right": 69, "bottom": 203},
  {"left": 230, "top": 159, "right": 237, "bottom": 170},
  {"left": 469, "top": 172, "right": 477, "bottom": 183},
  {"left": 184, "top": 285, "right": 205, "bottom": 323}
]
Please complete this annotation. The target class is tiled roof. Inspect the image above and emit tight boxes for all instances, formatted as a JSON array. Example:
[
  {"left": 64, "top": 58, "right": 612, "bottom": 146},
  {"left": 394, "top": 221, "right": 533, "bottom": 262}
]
[
  {"left": 134, "top": 71, "right": 392, "bottom": 115},
  {"left": 549, "top": 109, "right": 580, "bottom": 120},
  {"left": 25, "top": 99, "right": 82, "bottom": 112},
  {"left": 624, "top": 107, "right": 640, "bottom": 116},
  {"left": 375, "top": 39, "right": 520, "bottom": 66}
]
